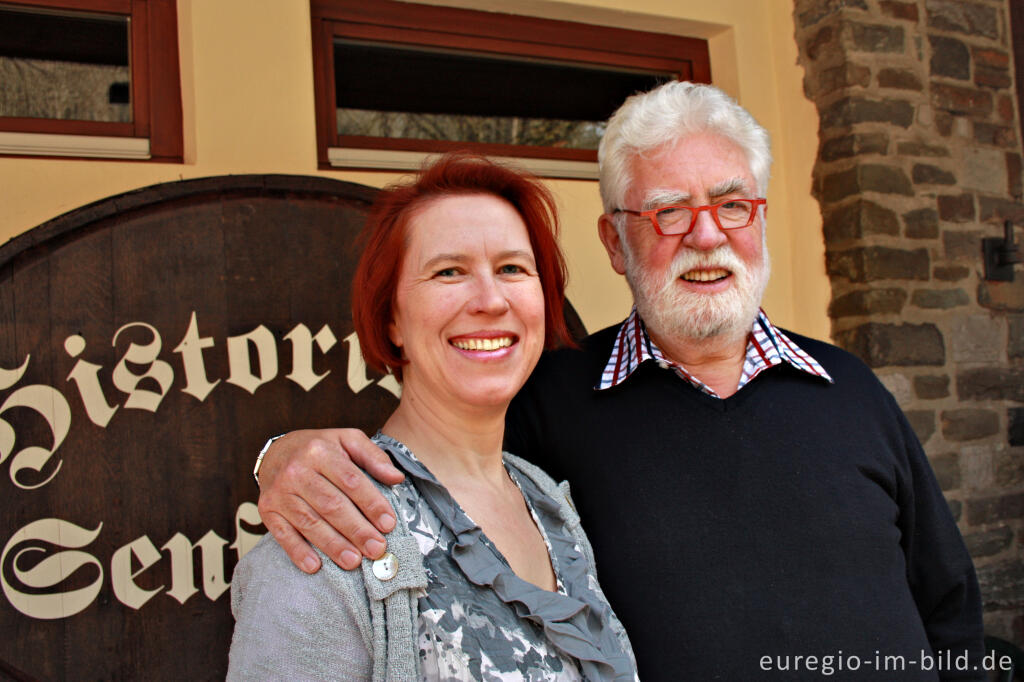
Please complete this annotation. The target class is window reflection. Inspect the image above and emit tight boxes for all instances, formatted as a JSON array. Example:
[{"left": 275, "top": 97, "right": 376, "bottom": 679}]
[
  {"left": 0, "top": 5, "right": 131, "bottom": 122},
  {"left": 334, "top": 40, "right": 668, "bottom": 151}
]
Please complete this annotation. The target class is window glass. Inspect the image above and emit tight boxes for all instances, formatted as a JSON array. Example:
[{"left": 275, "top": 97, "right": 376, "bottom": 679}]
[
  {"left": 0, "top": 4, "right": 131, "bottom": 122},
  {"left": 334, "top": 39, "right": 670, "bottom": 151}
]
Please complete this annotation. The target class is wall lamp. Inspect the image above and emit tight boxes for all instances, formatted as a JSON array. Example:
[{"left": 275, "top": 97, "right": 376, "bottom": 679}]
[{"left": 983, "top": 220, "right": 1022, "bottom": 281}]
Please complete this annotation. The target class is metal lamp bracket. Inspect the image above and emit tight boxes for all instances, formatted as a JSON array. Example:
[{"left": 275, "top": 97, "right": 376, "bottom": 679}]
[{"left": 983, "top": 220, "right": 1022, "bottom": 282}]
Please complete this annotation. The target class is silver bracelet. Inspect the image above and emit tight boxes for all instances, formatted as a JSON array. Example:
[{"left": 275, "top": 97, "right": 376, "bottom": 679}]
[{"left": 253, "top": 434, "right": 285, "bottom": 486}]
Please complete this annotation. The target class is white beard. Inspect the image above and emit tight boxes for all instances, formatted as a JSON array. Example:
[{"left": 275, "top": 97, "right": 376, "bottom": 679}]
[{"left": 623, "top": 240, "right": 771, "bottom": 344}]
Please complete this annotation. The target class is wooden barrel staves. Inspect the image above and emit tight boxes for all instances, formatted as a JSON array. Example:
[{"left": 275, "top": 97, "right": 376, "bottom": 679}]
[{"left": 0, "top": 174, "right": 587, "bottom": 679}]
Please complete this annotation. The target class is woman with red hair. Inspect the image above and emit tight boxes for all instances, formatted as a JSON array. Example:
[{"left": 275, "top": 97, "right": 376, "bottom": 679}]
[{"left": 229, "top": 154, "right": 637, "bottom": 680}]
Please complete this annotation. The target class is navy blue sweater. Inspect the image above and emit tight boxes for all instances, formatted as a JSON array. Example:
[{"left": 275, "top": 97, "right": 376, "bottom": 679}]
[{"left": 505, "top": 324, "right": 984, "bottom": 681}]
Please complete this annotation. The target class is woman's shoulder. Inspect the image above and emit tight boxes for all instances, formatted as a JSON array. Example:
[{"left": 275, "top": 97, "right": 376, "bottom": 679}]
[
  {"left": 232, "top": 533, "right": 371, "bottom": 618},
  {"left": 228, "top": 535, "right": 377, "bottom": 679}
]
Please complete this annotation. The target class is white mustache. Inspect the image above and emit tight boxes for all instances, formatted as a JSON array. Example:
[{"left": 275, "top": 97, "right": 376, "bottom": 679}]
[{"left": 665, "top": 247, "right": 747, "bottom": 286}]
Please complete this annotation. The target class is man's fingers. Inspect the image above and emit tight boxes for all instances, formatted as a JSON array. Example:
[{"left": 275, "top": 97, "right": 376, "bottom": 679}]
[
  {"left": 339, "top": 430, "right": 405, "bottom": 486},
  {"left": 255, "top": 427, "right": 401, "bottom": 569},
  {"left": 320, "top": 431, "right": 401, "bottom": 535},
  {"left": 260, "top": 510, "right": 324, "bottom": 573},
  {"left": 260, "top": 487, "right": 369, "bottom": 569},
  {"left": 277, "top": 453, "right": 390, "bottom": 559},
  {"left": 311, "top": 464, "right": 394, "bottom": 555}
]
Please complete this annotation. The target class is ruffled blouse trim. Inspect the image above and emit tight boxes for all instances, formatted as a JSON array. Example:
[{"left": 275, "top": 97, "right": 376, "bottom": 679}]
[{"left": 374, "top": 434, "right": 635, "bottom": 681}]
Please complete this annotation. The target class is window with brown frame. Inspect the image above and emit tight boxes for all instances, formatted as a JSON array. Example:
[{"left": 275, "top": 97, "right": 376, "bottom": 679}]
[
  {"left": 310, "top": 0, "right": 710, "bottom": 177},
  {"left": 0, "top": 0, "right": 182, "bottom": 162}
]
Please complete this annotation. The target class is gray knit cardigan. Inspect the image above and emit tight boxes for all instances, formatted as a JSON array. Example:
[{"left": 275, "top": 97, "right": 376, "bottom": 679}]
[{"left": 228, "top": 453, "right": 633, "bottom": 681}]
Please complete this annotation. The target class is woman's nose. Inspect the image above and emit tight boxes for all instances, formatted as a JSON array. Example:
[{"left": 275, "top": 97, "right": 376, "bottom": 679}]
[{"left": 471, "top": 273, "right": 511, "bottom": 315}]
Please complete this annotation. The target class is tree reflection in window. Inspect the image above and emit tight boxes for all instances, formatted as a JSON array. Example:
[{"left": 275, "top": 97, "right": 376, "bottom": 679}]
[
  {"left": 0, "top": 5, "right": 131, "bottom": 123},
  {"left": 337, "top": 109, "right": 606, "bottom": 150},
  {"left": 333, "top": 40, "right": 666, "bottom": 152}
]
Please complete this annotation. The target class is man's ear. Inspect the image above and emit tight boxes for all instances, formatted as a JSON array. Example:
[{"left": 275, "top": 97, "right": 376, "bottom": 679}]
[{"left": 597, "top": 215, "right": 628, "bottom": 276}]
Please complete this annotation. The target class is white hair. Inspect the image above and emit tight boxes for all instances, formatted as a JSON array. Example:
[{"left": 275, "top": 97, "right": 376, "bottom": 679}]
[{"left": 598, "top": 81, "right": 772, "bottom": 215}]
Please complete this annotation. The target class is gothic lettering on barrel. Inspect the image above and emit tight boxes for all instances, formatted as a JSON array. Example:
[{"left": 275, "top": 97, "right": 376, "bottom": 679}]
[
  {"left": 0, "top": 312, "right": 398, "bottom": 619},
  {"left": 0, "top": 356, "right": 71, "bottom": 490},
  {"left": 1, "top": 504, "right": 263, "bottom": 619}
]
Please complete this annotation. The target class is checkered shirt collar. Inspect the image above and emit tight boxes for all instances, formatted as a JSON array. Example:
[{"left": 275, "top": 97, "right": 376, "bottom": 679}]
[{"left": 595, "top": 306, "right": 834, "bottom": 397}]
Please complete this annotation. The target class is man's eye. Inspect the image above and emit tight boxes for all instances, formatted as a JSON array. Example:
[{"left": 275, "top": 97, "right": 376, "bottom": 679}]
[
  {"left": 657, "top": 207, "right": 680, "bottom": 217},
  {"left": 720, "top": 200, "right": 741, "bottom": 209}
]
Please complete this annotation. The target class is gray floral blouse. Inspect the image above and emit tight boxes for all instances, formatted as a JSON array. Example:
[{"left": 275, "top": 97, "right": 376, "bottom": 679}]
[{"left": 374, "top": 434, "right": 637, "bottom": 681}]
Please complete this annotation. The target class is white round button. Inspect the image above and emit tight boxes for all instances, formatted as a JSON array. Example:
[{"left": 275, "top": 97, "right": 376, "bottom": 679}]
[{"left": 372, "top": 552, "right": 398, "bottom": 581}]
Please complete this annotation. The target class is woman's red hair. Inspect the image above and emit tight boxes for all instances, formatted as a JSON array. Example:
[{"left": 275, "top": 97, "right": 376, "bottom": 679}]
[{"left": 352, "top": 153, "right": 573, "bottom": 379}]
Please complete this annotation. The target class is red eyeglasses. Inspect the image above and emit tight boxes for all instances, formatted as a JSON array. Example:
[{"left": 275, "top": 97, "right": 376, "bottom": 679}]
[{"left": 615, "top": 198, "right": 767, "bottom": 236}]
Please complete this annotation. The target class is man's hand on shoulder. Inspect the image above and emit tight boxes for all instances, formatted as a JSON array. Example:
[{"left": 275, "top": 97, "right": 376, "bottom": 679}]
[{"left": 255, "top": 428, "right": 404, "bottom": 573}]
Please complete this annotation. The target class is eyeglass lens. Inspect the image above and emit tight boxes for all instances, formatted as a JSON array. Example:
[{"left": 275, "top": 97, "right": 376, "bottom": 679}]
[{"left": 657, "top": 200, "right": 757, "bottom": 232}]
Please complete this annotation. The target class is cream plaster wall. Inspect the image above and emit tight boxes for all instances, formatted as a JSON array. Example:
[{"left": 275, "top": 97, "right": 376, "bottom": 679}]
[{"left": 0, "top": 0, "right": 829, "bottom": 340}]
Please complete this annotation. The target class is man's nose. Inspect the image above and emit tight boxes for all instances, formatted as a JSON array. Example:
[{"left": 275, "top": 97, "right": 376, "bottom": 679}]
[
  {"left": 682, "top": 208, "right": 728, "bottom": 251},
  {"left": 471, "top": 273, "right": 511, "bottom": 315}
]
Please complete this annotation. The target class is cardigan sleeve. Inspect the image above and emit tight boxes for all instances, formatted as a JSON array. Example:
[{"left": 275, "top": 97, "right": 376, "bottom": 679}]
[
  {"left": 892, "top": 400, "right": 986, "bottom": 681},
  {"left": 227, "top": 535, "right": 375, "bottom": 681}
]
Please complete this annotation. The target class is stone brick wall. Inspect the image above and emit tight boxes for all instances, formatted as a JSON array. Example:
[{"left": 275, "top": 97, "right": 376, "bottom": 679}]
[{"left": 794, "top": 0, "right": 1023, "bottom": 646}]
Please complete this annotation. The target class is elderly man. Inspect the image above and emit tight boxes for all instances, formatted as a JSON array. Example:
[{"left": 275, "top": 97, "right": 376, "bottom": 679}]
[{"left": 254, "top": 82, "right": 983, "bottom": 679}]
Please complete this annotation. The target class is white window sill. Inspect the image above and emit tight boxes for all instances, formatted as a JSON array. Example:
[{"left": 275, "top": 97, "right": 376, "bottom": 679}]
[
  {"left": 0, "top": 131, "right": 151, "bottom": 160},
  {"left": 328, "top": 147, "right": 598, "bottom": 180}
]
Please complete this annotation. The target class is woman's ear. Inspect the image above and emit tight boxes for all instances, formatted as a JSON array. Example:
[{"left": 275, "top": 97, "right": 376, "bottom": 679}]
[{"left": 388, "top": 320, "right": 403, "bottom": 349}]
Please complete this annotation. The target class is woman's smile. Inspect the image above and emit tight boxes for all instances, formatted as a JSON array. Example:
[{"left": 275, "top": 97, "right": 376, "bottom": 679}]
[{"left": 449, "top": 333, "right": 518, "bottom": 354}]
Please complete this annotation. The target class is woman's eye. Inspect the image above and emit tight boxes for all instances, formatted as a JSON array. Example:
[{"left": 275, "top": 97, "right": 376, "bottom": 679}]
[
  {"left": 435, "top": 267, "right": 459, "bottom": 277},
  {"left": 498, "top": 264, "right": 525, "bottom": 275}
]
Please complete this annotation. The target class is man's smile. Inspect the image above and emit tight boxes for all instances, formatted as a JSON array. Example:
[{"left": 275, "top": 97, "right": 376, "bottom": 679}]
[{"left": 681, "top": 268, "right": 731, "bottom": 283}]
